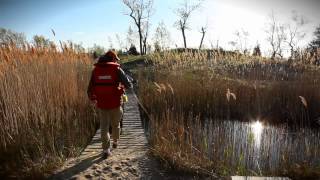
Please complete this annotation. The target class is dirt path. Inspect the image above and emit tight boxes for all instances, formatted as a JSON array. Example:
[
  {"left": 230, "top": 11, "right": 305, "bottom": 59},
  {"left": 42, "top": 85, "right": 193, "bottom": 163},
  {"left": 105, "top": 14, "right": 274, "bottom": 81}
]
[{"left": 50, "top": 90, "right": 195, "bottom": 180}]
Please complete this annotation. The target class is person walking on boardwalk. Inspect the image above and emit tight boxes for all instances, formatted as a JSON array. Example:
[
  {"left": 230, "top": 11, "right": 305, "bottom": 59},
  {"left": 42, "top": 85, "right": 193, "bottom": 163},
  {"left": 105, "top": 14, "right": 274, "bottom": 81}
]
[{"left": 87, "top": 50, "right": 132, "bottom": 159}]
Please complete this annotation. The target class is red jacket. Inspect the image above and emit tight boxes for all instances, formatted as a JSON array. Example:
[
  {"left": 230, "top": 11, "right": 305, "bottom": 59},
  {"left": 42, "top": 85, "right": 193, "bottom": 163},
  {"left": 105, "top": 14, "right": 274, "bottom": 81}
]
[{"left": 88, "top": 62, "right": 124, "bottom": 109}]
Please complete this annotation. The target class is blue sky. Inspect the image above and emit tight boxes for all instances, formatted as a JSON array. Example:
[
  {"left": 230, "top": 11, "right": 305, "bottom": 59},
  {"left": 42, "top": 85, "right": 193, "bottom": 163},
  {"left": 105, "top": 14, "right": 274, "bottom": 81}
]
[
  {"left": 1, "top": 0, "right": 320, "bottom": 55},
  {"left": 0, "top": 0, "right": 179, "bottom": 48},
  {"left": 1, "top": 0, "right": 136, "bottom": 44}
]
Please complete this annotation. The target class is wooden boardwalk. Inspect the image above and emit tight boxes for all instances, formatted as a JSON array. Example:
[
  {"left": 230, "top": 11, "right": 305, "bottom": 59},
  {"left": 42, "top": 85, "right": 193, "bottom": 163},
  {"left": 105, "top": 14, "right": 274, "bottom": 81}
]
[{"left": 50, "top": 90, "right": 168, "bottom": 180}]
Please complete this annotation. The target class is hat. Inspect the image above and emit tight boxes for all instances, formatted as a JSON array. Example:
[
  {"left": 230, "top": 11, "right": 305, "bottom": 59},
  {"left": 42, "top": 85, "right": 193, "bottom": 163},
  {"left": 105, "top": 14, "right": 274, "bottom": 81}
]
[{"left": 104, "top": 50, "right": 120, "bottom": 62}]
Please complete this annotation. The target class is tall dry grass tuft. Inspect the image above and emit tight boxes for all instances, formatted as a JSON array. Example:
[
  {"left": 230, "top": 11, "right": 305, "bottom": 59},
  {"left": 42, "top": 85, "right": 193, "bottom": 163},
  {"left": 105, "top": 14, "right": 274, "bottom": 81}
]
[
  {"left": 0, "top": 43, "right": 97, "bottom": 178},
  {"left": 138, "top": 51, "right": 320, "bottom": 178}
]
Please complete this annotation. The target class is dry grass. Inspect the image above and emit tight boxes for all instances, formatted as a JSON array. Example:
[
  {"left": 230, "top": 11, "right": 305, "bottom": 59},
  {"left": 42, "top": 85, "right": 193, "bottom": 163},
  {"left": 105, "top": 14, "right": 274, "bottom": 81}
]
[
  {"left": 0, "top": 44, "right": 97, "bottom": 178},
  {"left": 137, "top": 50, "right": 320, "bottom": 178}
]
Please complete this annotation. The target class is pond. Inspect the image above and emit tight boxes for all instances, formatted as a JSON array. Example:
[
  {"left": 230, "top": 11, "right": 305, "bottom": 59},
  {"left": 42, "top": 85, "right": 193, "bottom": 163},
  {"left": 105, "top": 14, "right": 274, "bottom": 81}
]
[{"left": 202, "top": 118, "right": 320, "bottom": 174}]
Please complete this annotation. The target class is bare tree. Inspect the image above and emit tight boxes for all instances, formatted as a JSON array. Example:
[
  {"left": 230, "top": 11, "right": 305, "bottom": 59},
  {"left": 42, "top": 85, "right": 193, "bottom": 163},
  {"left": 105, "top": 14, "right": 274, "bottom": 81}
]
[
  {"left": 235, "top": 31, "right": 243, "bottom": 51},
  {"left": 266, "top": 12, "right": 277, "bottom": 59},
  {"left": 266, "top": 11, "right": 286, "bottom": 59},
  {"left": 123, "top": 0, "right": 154, "bottom": 55},
  {"left": 153, "top": 21, "right": 171, "bottom": 51},
  {"left": 275, "top": 25, "right": 286, "bottom": 59},
  {"left": 174, "top": 0, "right": 202, "bottom": 49},
  {"left": 126, "top": 26, "right": 137, "bottom": 49},
  {"left": 199, "top": 26, "right": 207, "bottom": 49},
  {"left": 285, "top": 10, "right": 307, "bottom": 59},
  {"left": 142, "top": 9, "right": 152, "bottom": 54},
  {"left": 108, "top": 36, "right": 114, "bottom": 50},
  {"left": 228, "top": 41, "right": 238, "bottom": 51},
  {"left": 116, "top": 34, "right": 125, "bottom": 51},
  {"left": 142, "top": 20, "right": 150, "bottom": 54},
  {"left": 232, "top": 29, "right": 250, "bottom": 53}
]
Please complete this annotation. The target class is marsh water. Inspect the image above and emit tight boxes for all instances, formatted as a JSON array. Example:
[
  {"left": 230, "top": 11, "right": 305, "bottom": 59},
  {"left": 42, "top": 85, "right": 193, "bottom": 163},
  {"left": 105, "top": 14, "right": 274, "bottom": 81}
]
[
  {"left": 139, "top": 106, "right": 320, "bottom": 174},
  {"left": 201, "top": 119, "right": 320, "bottom": 173}
]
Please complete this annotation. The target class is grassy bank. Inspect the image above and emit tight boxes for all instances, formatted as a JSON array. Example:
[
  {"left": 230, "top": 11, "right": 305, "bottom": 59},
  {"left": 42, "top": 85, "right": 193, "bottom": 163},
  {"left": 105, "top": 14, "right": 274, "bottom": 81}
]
[
  {"left": 0, "top": 44, "right": 97, "bottom": 178},
  {"left": 137, "top": 51, "right": 320, "bottom": 179}
]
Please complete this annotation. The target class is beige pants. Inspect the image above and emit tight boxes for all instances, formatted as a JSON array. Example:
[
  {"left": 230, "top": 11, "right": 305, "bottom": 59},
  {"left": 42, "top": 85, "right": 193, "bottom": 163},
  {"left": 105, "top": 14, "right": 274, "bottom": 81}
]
[{"left": 98, "top": 107, "right": 123, "bottom": 150}]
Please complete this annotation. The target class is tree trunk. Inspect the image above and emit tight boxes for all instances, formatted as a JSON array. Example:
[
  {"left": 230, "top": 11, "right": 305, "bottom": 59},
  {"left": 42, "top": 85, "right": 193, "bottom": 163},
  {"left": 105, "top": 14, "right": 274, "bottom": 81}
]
[
  {"left": 138, "top": 27, "right": 143, "bottom": 55},
  {"left": 143, "top": 38, "right": 147, "bottom": 54},
  {"left": 289, "top": 45, "right": 294, "bottom": 60},
  {"left": 199, "top": 29, "right": 206, "bottom": 49},
  {"left": 271, "top": 51, "right": 276, "bottom": 60},
  {"left": 182, "top": 27, "right": 187, "bottom": 49}
]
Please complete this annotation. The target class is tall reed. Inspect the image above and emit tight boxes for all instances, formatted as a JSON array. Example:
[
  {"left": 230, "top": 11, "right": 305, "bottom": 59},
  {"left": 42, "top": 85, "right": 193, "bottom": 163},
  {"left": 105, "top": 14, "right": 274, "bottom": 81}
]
[
  {"left": 0, "top": 44, "right": 97, "bottom": 178},
  {"left": 138, "top": 51, "right": 320, "bottom": 178}
]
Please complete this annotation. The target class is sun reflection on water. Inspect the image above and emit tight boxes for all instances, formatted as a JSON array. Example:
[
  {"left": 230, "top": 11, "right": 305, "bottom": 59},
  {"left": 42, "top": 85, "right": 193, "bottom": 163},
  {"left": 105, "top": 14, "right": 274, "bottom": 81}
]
[{"left": 251, "top": 121, "right": 263, "bottom": 147}]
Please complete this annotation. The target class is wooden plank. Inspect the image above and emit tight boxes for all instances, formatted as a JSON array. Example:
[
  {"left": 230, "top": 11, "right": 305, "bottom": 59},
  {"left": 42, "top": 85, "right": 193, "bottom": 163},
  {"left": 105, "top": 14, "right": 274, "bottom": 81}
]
[{"left": 231, "top": 176, "right": 291, "bottom": 180}]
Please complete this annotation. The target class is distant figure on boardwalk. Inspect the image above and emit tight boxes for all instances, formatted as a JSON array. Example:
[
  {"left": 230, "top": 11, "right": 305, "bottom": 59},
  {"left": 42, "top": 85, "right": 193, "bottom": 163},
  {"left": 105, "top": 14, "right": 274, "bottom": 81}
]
[{"left": 87, "top": 50, "right": 132, "bottom": 159}]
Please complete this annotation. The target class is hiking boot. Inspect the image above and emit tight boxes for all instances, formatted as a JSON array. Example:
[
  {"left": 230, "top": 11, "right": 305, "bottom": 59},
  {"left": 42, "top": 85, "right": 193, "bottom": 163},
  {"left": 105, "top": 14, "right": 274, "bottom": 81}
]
[
  {"left": 102, "top": 149, "right": 112, "bottom": 159},
  {"left": 112, "top": 142, "right": 118, "bottom": 149}
]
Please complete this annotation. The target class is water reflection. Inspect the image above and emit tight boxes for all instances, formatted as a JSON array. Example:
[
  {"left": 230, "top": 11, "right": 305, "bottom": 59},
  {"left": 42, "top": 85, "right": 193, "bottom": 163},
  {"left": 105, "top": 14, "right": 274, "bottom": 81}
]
[
  {"left": 251, "top": 121, "right": 263, "bottom": 148},
  {"left": 201, "top": 118, "right": 320, "bottom": 173}
]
